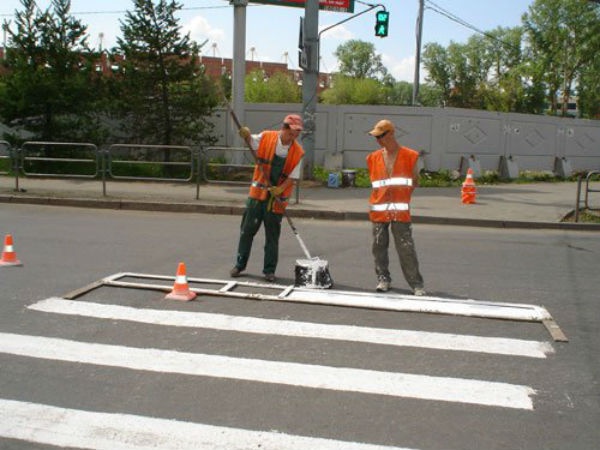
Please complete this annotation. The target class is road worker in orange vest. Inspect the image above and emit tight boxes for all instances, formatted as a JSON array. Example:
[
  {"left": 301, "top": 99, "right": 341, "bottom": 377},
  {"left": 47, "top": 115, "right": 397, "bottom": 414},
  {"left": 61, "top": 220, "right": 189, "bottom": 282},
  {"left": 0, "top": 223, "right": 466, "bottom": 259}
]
[
  {"left": 230, "top": 114, "right": 305, "bottom": 283},
  {"left": 366, "top": 119, "right": 426, "bottom": 296}
]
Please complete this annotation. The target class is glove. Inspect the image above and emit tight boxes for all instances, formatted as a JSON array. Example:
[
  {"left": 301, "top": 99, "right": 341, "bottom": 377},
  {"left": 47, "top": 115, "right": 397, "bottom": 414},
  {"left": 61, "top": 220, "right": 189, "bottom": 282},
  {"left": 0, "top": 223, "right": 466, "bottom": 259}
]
[
  {"left": 239, "top": 126, "right": 251, "bottom": 140},
  {"left": 267, "top": 195, "right": 275, "bottom": 212},
  {"left": 269, "top": 185, "right": 284, "bottom": 196}
]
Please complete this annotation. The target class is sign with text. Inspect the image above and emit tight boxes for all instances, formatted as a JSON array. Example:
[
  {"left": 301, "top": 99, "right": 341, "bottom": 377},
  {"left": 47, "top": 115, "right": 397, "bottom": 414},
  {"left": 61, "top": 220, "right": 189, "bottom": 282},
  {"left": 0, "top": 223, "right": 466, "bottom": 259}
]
[{"left": 250, "top": 0, "right": 354, "bottom": 13}]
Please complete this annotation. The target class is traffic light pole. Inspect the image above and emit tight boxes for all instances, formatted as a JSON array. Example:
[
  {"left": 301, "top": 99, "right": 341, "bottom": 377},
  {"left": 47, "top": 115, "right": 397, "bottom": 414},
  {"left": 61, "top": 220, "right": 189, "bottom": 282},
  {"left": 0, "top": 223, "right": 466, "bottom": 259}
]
[
  {"left": 301, "top": 0, "right": 319, "bottom": 180},
  {"left": 301, "top": 2, "right": 386, "bottom": 179},
  {"left": 318, "top": 3, "right": 385, "bottom": 40}
]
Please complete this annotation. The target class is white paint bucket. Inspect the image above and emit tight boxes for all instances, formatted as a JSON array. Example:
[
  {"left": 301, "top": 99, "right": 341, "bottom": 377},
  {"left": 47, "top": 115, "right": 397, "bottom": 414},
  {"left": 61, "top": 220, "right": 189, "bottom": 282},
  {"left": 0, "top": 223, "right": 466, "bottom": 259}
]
[{"left": 294, "top": 257, "right": 333, "bottom": 289}]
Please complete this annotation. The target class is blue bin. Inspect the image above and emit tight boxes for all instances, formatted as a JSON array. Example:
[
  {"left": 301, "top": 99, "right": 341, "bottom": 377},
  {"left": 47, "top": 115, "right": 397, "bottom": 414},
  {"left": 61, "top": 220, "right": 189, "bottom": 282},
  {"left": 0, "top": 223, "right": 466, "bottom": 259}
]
[{"left": 327, "top": 172, "right": 340, "bottom": 188}]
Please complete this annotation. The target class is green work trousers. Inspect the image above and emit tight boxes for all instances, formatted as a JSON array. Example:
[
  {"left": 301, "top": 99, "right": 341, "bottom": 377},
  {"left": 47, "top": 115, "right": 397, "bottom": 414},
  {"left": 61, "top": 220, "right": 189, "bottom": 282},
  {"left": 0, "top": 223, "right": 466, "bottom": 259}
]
[
  {"left": 235, "top": 198, "right": 283, "bottom": 275},
  {"left": 234, "top": 154, "right": 286, "bottom": 275}
]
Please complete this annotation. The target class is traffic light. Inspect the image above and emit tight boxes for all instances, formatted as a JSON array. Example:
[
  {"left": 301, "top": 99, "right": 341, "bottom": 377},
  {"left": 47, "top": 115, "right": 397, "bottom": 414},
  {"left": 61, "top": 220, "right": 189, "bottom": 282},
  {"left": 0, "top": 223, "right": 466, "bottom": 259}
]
[{"left": 375, "top": 10, "right": 389, "bottom": 38}]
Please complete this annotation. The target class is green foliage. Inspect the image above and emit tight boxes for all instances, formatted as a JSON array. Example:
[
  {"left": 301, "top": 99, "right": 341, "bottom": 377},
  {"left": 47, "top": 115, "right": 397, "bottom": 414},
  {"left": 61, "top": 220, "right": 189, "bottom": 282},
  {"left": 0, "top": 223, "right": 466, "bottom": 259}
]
[
  {"left": 245, "top": 69, "right": 301, "bottom": 103},
  {"left": 523, "top": 0, "right": 600, "bottom": 118},
  {"left": 334, "top": 40, "right": 389, "bottom": 82},
  {"left": 112, "top": 0, "right": 218, "bottom": 146},
  {"left": 312, "top": 165, "right": 329, "bottom": 183},
  {"left": 572, "top": 210, "right": 600, "bottom": 224},
  {"left": 312, "top": 167, "right": 585, "bottom": 188},
  {"left": 420, "top": 0, "right": 600, "bottom": 117},
  {"left": 0, "top": 0, "right": 104, "bottom": 142},
  {"left": 321, "top": 75, "right": 386, "bottom": 105},
  {"left": 384, "top": 81, "right": 413, "bottom": 105}
]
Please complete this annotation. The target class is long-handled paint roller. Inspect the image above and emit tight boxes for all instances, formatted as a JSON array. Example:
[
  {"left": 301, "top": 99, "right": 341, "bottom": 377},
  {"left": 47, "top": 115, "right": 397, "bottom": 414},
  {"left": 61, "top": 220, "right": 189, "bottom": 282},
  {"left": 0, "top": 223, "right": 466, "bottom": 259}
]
[{"left": 224, "top": 101, "right": 333, "bottom": 289}]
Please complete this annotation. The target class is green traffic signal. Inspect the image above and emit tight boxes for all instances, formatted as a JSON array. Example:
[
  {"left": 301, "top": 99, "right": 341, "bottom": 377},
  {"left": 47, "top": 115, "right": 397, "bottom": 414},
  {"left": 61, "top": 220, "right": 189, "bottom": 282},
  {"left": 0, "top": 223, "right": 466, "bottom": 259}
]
[{"left": 375, "top": 10, "right": 389, "bottom": 38}]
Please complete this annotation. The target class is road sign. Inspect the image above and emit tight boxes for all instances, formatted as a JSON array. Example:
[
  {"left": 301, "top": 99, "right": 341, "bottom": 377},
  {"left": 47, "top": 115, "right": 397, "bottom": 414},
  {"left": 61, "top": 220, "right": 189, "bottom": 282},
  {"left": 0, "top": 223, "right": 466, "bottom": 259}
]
[{"left": 250, "top": 0, "right": 355, "bottom": 13}]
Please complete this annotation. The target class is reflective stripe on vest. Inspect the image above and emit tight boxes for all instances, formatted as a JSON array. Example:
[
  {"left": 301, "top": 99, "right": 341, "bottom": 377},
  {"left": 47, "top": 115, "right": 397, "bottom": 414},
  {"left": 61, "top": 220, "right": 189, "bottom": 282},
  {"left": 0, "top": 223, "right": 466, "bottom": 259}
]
[
  {"left": 371, "top": 177, "right": 413, "bottom": 188},
  {"left": 370, "top": 202, "right": 409, "bottom": 212},
  {"left": 251, "top": 180, "right": 268, "bottom": 190}
]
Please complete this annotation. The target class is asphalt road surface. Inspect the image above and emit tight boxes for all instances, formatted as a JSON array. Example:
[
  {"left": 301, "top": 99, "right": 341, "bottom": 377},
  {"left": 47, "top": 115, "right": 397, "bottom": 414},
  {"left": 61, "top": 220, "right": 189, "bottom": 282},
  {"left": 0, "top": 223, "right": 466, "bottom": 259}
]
[{"left": 0, "top": 204, "right": 598, "bottom": 450}]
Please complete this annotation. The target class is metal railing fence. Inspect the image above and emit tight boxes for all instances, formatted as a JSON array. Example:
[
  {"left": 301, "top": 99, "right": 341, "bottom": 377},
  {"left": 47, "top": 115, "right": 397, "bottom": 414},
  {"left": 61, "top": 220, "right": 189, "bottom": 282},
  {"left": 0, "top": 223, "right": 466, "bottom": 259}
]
[
  {"left": 574, "top": 170, "right": 600, "bottom": 222},
  {"left": 21, "top": 141, "right": 100, "bottom": 178},
  {"left": 1, "top": 141, "right": 202, "bottom": 197},
  {"left": 0, "top": 141, "right": 12, "bottom": 176},
  {"left": 201, "top": 146, "right": 255, "bottom": 185}
]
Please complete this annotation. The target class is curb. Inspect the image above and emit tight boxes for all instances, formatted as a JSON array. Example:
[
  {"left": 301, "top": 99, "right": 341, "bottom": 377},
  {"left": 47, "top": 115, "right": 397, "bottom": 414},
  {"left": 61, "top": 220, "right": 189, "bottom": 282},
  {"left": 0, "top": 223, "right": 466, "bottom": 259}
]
[{"left": 1, "top": 194, "right": 599, "bottom": 231}]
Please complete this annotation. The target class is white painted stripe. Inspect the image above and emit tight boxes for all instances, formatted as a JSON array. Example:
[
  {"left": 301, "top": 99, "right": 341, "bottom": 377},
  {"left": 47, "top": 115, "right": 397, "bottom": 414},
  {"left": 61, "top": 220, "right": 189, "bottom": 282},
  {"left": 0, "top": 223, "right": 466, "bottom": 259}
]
[
  {"left": 99, "top": 272, "right": 554, "bottom": 322},
  {"left": 0, "top": 332, "right": 535, "bottom": 409},
  {"left": 0, "top": 399, "right": 414, "bottom": 450},
  {"left": 287, "top": 289, "right": 552, "bottom": 321},
  {"left": 29, "top": 297, "right": 554, "bottom": 358}
]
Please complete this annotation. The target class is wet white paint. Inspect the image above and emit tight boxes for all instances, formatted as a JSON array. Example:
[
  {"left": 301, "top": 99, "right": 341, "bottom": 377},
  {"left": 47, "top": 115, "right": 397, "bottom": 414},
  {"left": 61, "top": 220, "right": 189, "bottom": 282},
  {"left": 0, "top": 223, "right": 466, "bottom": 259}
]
[
  {"left": 29, "top": 298, "right": 553, "bottom": 358},
  {"left": 294, "top": 257, "right": 332, "bottom": 288},
  {"left": 0, "top": 332, "right": 535, "bottom": 409}
]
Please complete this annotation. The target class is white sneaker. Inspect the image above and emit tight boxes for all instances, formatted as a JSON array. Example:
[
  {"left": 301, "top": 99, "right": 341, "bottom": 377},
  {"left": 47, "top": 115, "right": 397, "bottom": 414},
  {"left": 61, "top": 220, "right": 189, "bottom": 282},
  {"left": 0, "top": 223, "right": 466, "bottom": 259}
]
[
  {"left": 376, "top": 280, "right": 391, "bottom": 292},
  {"left": 413, "top": 287, "right": 427, "bottom": 296}
]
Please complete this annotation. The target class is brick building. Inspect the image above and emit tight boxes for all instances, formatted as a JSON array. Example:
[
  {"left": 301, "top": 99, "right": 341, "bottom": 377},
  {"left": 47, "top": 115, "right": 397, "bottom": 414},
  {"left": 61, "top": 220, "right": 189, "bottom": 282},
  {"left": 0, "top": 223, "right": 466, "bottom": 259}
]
[{"left": 0, "top": 47, "right": 332, "bottom": 91}]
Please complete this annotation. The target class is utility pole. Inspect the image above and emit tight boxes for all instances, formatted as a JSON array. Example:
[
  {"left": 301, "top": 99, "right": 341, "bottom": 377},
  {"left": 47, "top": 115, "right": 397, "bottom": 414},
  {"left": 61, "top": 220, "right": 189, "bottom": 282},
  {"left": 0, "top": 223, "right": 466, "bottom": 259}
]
[
  {"left": 231, "top": 0, "right": 247, "bottom": 160},
  {"left": 301, "top": 0, "right": 319, "bottom": 179},
  {"left": 300, "top": 1, "right": 386, "bottom": 177},
  {"left": 412, "top": 0, "right": 424, "bottom": 106}
]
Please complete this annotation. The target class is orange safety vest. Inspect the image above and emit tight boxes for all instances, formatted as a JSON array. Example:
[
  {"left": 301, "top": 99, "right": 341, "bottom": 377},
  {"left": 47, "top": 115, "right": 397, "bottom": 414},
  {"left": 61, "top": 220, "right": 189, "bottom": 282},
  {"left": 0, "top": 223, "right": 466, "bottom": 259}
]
[
  {"left": 366, "top": 146, "right": 419, "bottom": 223},
  {"left": 248, "top": 130, "right": 304, "bottom": 214}
]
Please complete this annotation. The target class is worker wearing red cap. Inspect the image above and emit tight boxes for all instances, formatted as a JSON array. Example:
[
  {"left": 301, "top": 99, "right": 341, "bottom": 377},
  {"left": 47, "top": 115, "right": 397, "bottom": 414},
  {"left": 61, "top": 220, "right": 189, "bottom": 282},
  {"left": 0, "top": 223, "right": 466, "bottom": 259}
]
[
  {"left": 230, "top": 114, "right": 305, "bottom": 283},
  {"left": 367, "top": 119, "right": 426, "bottom": 296}
]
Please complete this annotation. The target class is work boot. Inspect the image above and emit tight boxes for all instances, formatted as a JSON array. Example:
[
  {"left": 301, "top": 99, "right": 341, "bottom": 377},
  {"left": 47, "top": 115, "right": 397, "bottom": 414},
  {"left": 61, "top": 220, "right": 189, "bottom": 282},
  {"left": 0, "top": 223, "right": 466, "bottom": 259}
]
[
  {"left": 230, "top": 267, "right": 243, "bottom": 278},
  {"left": 376, "top": 280, "right": 390, "bottom": 292},
  {"left": 413, "top": 287, "right": 427, "bottom": 296},
  {"left": 264, "top": 273, "right": 276, "bottom": 282}
]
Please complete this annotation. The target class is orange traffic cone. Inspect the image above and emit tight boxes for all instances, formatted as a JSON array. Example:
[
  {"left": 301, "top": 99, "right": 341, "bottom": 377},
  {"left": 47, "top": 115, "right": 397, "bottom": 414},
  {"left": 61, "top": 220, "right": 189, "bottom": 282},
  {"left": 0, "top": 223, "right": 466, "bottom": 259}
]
[
  {"left": 461, "top": 168, "right": 477, "bottom": 204},
  {"left": 0, "top": 234, "right": 23, "bottom": 267},
  {"left": 165, "top": 262, "right": 197, "bottom": 301}
]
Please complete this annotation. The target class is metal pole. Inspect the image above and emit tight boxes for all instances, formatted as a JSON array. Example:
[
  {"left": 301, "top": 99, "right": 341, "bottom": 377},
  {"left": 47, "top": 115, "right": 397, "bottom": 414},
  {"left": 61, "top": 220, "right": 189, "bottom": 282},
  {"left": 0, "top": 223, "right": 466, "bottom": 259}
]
[
  {"left": 231, "top": 0, "right": 247, "bottom": 163},
  {"left": 301, "top": 0, "right": 319, "bottom": 180},
  {"left": 574, "top": 173, "right": 583, "bottom": 222},
  {"left": 412, "top": 0, "right": 424, "bottom": 106}
]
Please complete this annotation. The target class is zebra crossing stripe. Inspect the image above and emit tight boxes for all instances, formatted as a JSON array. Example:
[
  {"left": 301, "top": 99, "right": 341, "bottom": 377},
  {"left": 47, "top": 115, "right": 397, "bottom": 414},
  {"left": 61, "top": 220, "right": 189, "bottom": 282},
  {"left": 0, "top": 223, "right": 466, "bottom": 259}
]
[
  {"left": 29, "top": 297, "right": 554, "bottom": 358},
  {"left": 0, "top": 332, "right": 536, "bottom": 409},
  {"left": 0, "top": 399, "right": 414, "bottom": 450}
]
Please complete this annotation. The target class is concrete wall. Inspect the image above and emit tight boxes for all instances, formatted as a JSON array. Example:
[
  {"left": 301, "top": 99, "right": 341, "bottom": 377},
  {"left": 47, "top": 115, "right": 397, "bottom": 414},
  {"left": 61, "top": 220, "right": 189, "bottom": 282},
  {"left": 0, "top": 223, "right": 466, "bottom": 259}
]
[{"left": 212, "top": 104, "right": 600, "bottom": 173}]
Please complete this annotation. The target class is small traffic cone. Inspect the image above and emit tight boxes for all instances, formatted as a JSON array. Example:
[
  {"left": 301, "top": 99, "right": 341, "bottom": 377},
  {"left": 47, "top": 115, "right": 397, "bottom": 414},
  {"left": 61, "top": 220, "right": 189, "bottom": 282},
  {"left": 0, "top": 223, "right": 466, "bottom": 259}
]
[
  {"left": 461, "top": 168, "right": 477, "bottom": 204},
  {"left": 0, "top": 234, "right": 23, "bottom": 267},
  {"left": 165, "top": 262, "right": 197, "bottom": 301}
]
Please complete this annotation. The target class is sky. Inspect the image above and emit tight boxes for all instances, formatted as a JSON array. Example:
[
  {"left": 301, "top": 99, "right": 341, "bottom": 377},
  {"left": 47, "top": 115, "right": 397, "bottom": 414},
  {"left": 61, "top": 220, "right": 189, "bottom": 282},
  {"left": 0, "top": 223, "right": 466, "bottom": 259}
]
[{"left": 1, "top": 0, "right": 536, "bottom": 82}]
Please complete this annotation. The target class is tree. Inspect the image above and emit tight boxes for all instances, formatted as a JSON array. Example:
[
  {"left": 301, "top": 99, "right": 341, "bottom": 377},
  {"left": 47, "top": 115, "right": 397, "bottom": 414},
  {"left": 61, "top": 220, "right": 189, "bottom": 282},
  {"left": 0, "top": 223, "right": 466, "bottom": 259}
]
[
  {"left": 385, "top": 81, "right": 413, "bottom": 105},
  {"left": 577, "top": 54, "right": 600, "bottom": 118},
  {"left": 320, "top": 75, "right": 385, "bottom": 105},
  {"left": 334, "top": 40, "right": 390, "bottom": 81},
  {"left": 113, "top": 0, "right": 217, "bottom": 145},
  {"left": 423, "top": 25, "right": 547, "bottom": 113},
  {"left": 523, "top": 0, "right": 600, "bottom": 116},
  {"left": 422, "top": 43, "right": 451, "bottom": 102},
  {"left": 0, "top": 0, "right": 100, "bottom": 142},
  {"left": 245, "top": 69, "right": 301, "bottom": 103},
  {"left": 418, "top": 83, "right": 444, "bottom": 107}
]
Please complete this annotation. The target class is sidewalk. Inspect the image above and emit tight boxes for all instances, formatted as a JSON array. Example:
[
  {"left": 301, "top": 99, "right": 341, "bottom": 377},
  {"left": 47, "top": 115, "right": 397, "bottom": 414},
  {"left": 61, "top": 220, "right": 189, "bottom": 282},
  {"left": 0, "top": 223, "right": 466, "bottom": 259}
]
[{"left": 1, "top": 176, "right": 598, "bottom": 230}]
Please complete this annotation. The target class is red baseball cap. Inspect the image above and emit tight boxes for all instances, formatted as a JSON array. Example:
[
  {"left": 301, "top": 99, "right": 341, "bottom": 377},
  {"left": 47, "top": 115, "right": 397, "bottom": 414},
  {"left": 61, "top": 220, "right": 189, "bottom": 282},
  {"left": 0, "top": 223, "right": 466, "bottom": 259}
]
[{"left": 283, "top": 114, "right": 304, "bottom": 131}]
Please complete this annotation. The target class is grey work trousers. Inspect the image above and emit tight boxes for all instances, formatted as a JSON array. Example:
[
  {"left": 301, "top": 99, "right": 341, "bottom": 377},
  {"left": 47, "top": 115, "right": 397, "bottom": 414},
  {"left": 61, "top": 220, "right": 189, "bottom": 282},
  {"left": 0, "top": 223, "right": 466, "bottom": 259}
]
[{"left": 371, "top": 221, "right": 424, "bottom": 289}]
